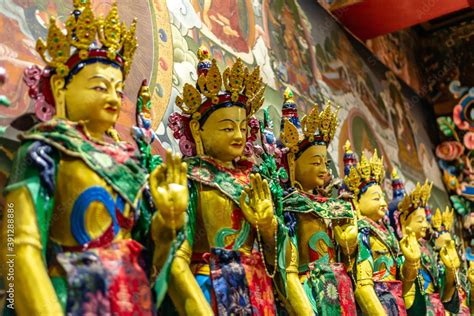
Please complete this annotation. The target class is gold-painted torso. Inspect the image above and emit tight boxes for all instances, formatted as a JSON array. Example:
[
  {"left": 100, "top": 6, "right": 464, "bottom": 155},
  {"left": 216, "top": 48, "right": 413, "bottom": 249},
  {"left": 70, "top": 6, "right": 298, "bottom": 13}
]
[
  {"left": 368, "top": 233, "right": 397, "bottom": 281},
  {"left": 193, "top": 186, "right": 254, "bottom": 255},
  {"left": 49, "top": 157, "right": 134, "bottom": 247},
  {"left": 296, "top": 213, "right": 332, "bottom": 265}
]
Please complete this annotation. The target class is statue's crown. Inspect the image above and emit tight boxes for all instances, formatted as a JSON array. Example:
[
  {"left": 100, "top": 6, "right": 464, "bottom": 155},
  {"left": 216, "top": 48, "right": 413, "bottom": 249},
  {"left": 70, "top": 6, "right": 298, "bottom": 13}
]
[
  {"left": 36, "top": 0, "right": 137, "bottom": 78},
  {"left": 431, "top": 206, "right": 454, "bottom": 233},
  {"left": 175, "top": 47, "right": 265, "bottom": 121},
  {"left": 280, "top": 88, "right": 339, "bottom": 154},
  {"left": 343, "top": 141, "right": 384, "bottom": 196},
  {"left": 398, "top": 181, "right": 432, "bottom": 218}
]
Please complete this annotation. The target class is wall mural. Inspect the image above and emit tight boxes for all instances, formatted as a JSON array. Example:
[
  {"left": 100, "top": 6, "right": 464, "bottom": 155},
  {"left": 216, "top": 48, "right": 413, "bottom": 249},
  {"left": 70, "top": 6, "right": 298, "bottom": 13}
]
[{"left": 0, "top": 0, "right": 450, "bottom": 209}]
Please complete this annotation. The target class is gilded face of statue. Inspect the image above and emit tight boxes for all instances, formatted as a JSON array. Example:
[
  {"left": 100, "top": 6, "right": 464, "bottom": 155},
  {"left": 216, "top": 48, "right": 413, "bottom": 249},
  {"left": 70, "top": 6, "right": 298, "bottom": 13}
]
[
  {"left": 295, "top": 144, "right": 328, "bottom": 191},
  {"left": 403, "top": 207, "right": 429, "bottom": 239},
  {"left": 357, "top": 184, "right": 387, "bottom": 221},
  {"left": 199, "top": 106, "right": 247, "bottom": 164},
  {"left": 63, "top": 63, "right": 124, "bottom": 138}
]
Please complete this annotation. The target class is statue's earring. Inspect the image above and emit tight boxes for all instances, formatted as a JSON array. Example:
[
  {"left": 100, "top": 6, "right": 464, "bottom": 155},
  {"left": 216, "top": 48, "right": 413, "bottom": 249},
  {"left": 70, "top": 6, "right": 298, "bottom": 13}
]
[
  {"left": 50, "top": 74, "right": 66, "bottom": 118},
  {"left": 190, "top": 119, "right": 204, "bottom": 156},
  {"left": 106, "top": 127, "right": 121, "bottom": 142}
]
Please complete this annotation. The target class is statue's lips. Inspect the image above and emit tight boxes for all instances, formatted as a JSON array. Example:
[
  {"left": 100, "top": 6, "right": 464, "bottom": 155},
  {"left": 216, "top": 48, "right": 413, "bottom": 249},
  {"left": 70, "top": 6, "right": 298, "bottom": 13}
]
[{"left": 104, "top": 106, "right": 118, "bottom": 112}]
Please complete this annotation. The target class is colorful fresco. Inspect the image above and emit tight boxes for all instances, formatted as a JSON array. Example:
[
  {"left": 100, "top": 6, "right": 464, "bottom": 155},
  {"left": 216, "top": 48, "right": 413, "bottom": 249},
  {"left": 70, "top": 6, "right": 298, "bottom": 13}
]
[
  {"left": 0, "top": 0, "right": 449, "bottom": 208},
  {"left": 366, "top": 30, "right": 424, "bottom": 94}
]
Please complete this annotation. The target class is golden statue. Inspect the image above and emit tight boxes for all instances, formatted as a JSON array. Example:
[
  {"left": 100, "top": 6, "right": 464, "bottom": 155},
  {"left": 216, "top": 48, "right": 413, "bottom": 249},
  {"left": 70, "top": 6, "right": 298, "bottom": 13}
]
[
  {"left": 429, "top": 206, "right": 471, "bottom": 314},
  {"left": 388, "top": 172, "right": 459, "bottom": 314},
  {"left": 343, "top": 142, "right": 421, "bottom": 314},
  {"left": 166, "top": 47, "right": 280, "bottom": 315},
  {"left": 277, "top": 89, "right": 357, "bottom": 315},
  {"left": 1, "top": 1, "right": 187, "bottom": 314}
]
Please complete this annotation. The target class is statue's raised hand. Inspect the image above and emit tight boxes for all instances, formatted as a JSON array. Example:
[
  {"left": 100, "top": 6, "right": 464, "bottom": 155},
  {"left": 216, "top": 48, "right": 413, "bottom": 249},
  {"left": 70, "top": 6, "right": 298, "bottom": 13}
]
[
  {"left": 334, "top": 219, "right": 358, "bottom": 254},
  {"left": 440, "top": 240, "right": 460, "bottom": 270},
  {"left": 400, "top": 230, "right": 421, "bottom": 263},
  {"left": 240, "top": 174, "right": 274, "bottom": 228},
  {"left": 150, "top": 150, "right": 188, "bottom": 233}
]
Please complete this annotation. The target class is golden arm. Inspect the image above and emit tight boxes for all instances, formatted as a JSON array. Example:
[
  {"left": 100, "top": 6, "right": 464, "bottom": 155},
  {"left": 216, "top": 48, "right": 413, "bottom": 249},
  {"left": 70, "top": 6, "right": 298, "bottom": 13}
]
[
  {"left": 1, "top": 187, "right": 63, "bottom": 315},
  {"left": 150, "top": 211, "right": 179, "bottom": 272},
  {"left": 441, "top": 267, "right": 456, "bottom": 302},
  {"left": 354, "top": 259, "right": 386, "bottom": 314},
  {"left": 259, "top": 217, "right": 278, "bottom": 268},
  {"left": 400, "top": 260, "right": 418, "bottom": 308},
  {"left": 167, "top": 240, "right": 213, "bottom": 315},
  {"left": 284, "top": 243, "right": 313, "bottom": 315},
  {"left": 439, "top": 241, "right": 459, "bottom": 303},
  {"left": 399, "top": 232, "right": 421, "bottom": 302}
]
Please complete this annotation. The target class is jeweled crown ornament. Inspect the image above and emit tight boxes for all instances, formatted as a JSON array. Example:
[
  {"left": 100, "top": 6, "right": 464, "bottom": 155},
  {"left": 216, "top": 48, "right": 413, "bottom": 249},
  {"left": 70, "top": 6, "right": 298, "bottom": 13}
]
[
  {"left": 175, "top": 46, "right": 265, "bottom": 122},
  {"left": 280, "top": 87, "right": 339, "bottom": 155},
  {"left": 390, "top": 169, "right": 406, "bottom": 202},
  {"left": 36, "top": 0, "right": 137, "bottom": 78},
  {"left": 278, "top": 88, "right": 340, "bottom": 186},
  {"left": 397, "top": 181, "right": 432, "bottom": 220},
  {"left": 385, "top": 168, "right": 408, "bottom": 239},
  {"left": 343, "top": 141, "right": 384, "bottom": 197}
]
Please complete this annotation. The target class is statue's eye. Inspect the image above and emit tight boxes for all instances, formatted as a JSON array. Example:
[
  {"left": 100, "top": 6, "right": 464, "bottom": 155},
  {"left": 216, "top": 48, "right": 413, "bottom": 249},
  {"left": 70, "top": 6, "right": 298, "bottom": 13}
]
[{"left": 93, "top": 86, "right": 107, "bottom": 92}]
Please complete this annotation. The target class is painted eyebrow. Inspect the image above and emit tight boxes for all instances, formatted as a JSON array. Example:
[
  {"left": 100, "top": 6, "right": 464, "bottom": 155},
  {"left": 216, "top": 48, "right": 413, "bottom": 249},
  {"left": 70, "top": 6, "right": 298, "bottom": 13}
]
[
  {"left": 218, "top": 119, "right": 246, "bottom": 123},
  {"left": 89, "top": 75, "right": 123, "bottom": 85}
]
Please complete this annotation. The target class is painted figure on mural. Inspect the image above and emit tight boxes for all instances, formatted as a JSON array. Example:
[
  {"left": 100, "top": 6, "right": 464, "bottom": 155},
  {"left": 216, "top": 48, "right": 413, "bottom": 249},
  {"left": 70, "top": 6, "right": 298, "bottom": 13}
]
[
  {"left": 343, "top": 142, "right": 421, "bottom": 315},
  {"left": 386, "top": 73, "right": 424, "bottom": 179},
  {"left": 266, "top": 1, "right": 315, "bottom": 94},
  {"left": 166, "top": 46, "right": 287, "bottom": 315},
  {"left": 277, "top": 89, "right": 358, "bottom": 315},
  {"left": 191, "top": 0, "right": 256, "bottom": 53},
  {"left": 0, "top": 1, "right": 187, "bottom": 314}
]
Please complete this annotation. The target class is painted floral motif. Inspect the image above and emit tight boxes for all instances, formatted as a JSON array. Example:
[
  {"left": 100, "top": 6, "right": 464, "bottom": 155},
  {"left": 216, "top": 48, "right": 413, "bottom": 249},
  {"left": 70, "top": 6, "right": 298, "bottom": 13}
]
[
  {"left": 283, "top": 189, "right": 353, "bottom": 219},
  {"left": 186, "top": 156, "right": 251, "bottom": 205},
  {"left": 23, "top": 118, "right": 147, "bottom": 205}
]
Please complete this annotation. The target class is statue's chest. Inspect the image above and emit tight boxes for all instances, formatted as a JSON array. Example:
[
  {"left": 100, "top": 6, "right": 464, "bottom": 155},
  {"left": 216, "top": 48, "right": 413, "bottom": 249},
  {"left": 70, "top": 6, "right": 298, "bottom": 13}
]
[
  {"left": 370, "top": 236, "right": 396, "bottom": 278},
  {"left": 196, "top": 187, "right": 246, "bottom": 248},
  {"left": 297, "top": 213, "right": 333, "bottom": 263},
  {"left": 50, "top": 157, "right": 134, "bottom": 247}
]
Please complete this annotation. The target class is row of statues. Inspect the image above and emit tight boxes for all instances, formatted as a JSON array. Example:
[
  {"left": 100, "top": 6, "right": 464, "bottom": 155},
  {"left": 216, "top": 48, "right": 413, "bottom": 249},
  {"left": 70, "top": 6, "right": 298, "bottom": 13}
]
[{"left": 1, "top": 1, "right": 472, "bottom": 315}]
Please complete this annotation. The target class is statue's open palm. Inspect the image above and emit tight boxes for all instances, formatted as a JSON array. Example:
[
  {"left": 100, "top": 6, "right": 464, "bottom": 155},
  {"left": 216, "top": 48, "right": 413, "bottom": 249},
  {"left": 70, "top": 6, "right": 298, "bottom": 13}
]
[
  {"left": 150, "top": 150, "right": 188, "bottom": 231},
  {"left": 400, "top": 231, "right": 421, "bottom": 263},
  {"left": 240, "top": 174, "right": 274, "bottom": 227},
  {"left": 440, "top": 240, "right": 460, "bottom": 270}
]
